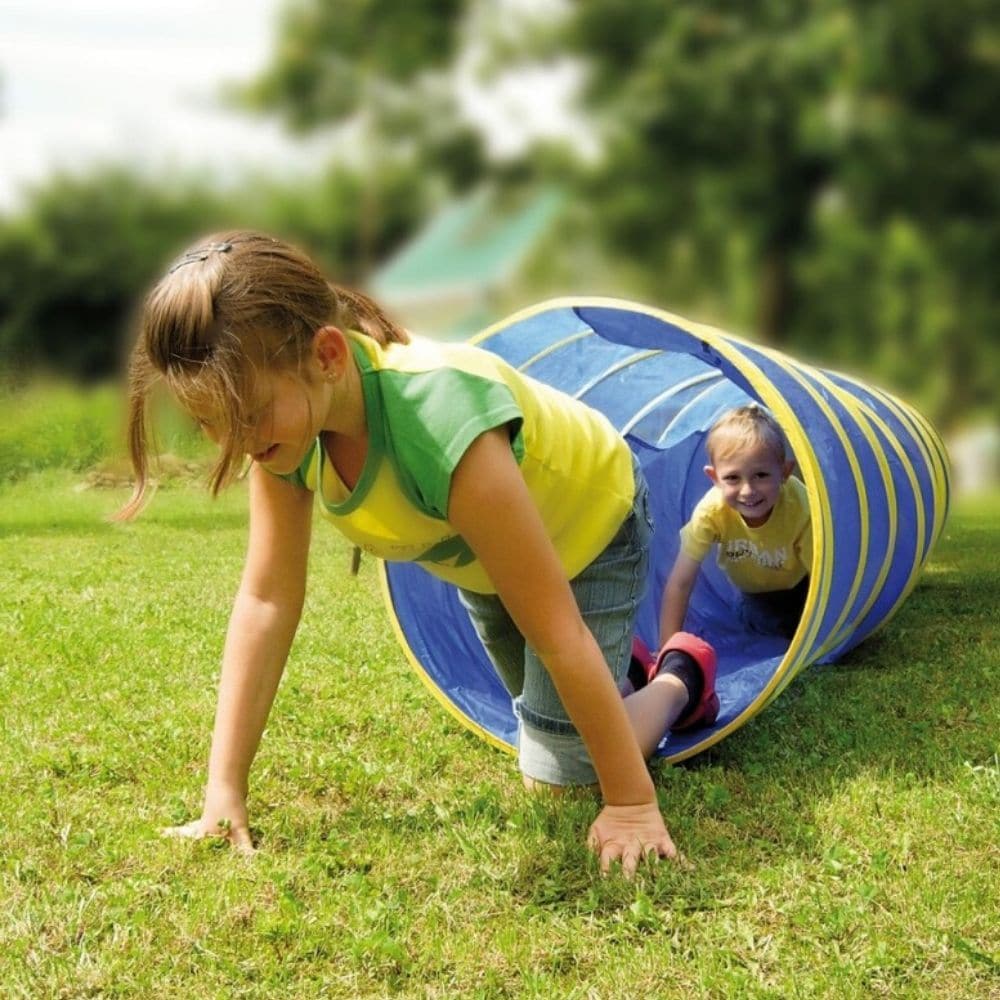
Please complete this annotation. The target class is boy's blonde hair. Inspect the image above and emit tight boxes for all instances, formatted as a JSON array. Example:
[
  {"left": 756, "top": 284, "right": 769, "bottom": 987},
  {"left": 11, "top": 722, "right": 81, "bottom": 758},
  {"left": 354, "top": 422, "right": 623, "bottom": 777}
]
[
  {"left": 118, "top": 230, "right": 408, "bottom": 520},
  {"left": 705, "top": 404, "right": 788, "bottom": 466}
]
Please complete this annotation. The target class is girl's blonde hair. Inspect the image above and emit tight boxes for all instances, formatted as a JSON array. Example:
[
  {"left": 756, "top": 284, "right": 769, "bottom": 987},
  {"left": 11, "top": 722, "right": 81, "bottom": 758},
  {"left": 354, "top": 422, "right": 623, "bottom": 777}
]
[
  {"left": 705, "top": 403, "right": 788, "bottom": 466},
  {"left": 117, "top": 230, "right": 408, "bottom": 520}
]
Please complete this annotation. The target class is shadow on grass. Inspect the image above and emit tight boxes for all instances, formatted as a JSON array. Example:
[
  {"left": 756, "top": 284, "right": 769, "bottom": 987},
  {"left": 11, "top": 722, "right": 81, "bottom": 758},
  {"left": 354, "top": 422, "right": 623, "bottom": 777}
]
[
  {"left": 678, "top": 567, "right": 1000, "bottom": 816},
  {"left": 666, "top": 503, "right": 999, "bottom": 835},
  {"left": 911, "top": 567, "right": 1000, "bottom": 606},
  {"left": 0, "top": 510, "right": 250, "bottom": 539}
]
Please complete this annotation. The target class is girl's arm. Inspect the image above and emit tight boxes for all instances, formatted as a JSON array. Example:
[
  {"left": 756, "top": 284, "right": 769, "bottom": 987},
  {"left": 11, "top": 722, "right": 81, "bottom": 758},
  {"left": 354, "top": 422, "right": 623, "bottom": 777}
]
[
  {"left": 166, "top": 462, "right": 314, "bottom": 852},
  {"left": 658, "top": 552, "right": 701, "bottom": 645},
  {"left": 448, "top": 428, "right": 676, "bottom": 875}
]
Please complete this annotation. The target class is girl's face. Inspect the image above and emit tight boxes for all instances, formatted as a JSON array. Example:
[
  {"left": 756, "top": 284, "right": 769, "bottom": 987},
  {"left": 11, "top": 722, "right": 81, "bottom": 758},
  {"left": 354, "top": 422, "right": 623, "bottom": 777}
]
[
  {"left": 242, "top": 370, "right": 330, "bottom": 474},
  {"left": 706, "top": 441, "right": 792, "bottom": 527},
  {"left": 195, "top": 368, "right": 330, "bottom": 477},
  {"left": 188, "top": 326, "right": 355, "bottom": 476}
]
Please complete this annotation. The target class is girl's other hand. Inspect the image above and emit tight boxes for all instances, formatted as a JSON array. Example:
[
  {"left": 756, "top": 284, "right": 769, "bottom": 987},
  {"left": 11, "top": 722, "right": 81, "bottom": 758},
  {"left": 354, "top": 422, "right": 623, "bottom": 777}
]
[
  {"left": 587, "top": 801, "right": 679, "bottom": 877},
  {"left": 162, "top": 786, "right": 254, "bottom": 855}
]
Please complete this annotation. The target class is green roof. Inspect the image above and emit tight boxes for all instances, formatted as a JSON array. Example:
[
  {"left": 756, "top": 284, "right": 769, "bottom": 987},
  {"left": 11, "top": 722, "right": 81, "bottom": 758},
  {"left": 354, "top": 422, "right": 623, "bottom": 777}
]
[{"left": 371, "top": 186, "right": 564, "bottom": 300}]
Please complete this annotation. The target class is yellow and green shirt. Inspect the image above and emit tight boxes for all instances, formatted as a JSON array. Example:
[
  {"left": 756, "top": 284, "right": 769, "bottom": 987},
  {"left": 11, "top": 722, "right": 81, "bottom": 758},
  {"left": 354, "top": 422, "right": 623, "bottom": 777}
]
[
  {"left": 280, "top": 331, "right": 635, "bottom": 593},
  {"left": 680, "top": 477, "right": 812, "bottom": 593}
]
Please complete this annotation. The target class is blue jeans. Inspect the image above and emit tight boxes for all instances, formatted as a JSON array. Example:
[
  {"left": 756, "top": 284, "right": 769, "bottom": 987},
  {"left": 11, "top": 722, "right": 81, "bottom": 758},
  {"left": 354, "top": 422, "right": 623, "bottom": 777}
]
[
  {"left": 458, "top": 459, "right": 653, "bottom": 785},
  {"left": 739, "top": 576, "right": 809, "bottom": 639}
]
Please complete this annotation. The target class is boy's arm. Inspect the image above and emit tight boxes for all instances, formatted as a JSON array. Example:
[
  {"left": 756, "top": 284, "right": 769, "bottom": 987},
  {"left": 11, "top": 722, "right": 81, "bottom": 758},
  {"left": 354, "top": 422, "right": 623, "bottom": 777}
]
[
  {"left": 659, "top": 552, "right": 701, "bottom": 645},
  {"left": 166, "top": 462, "right": 314, "bottom": 853},
  {"left": 448, "top": 428, "right": 676, "bottom": 876}
]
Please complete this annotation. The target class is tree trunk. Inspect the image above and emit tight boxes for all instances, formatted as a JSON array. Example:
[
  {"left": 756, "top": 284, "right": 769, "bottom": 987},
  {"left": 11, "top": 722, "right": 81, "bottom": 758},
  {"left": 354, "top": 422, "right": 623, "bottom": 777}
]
[{"left": 757, "top": 246, "right": 793, "bottom": 345}]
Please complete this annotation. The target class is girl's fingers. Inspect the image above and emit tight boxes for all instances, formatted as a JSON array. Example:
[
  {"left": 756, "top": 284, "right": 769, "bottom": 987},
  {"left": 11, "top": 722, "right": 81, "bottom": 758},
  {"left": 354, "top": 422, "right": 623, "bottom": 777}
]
[
  {"left": 592, "top": 834, "right": 686, "bottom": 877},
  {"left": 653, "top": 834, "right": 679, "bottom": 861},
  {"left": 621, "top": 847, "right": 642, "bottom": 879}
]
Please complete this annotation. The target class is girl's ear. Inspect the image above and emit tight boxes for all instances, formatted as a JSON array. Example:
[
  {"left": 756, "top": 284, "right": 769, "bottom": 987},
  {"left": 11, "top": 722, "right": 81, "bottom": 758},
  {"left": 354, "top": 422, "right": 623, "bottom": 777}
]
[
  {"left": 782, "top": 459, "right": 795, "bottom": 481},
  {"left": 704, "top": 464, "right": 719, "bottom": 486},
  {"left": 312, "top": 325, "right": 350, "bottom": 378}
]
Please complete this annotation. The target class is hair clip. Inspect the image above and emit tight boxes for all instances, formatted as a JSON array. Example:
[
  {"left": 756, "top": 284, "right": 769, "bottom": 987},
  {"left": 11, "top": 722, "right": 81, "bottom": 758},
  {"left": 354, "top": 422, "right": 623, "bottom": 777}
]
[{"left": 167, "top": 241, "right": 234, "bottom": 273}]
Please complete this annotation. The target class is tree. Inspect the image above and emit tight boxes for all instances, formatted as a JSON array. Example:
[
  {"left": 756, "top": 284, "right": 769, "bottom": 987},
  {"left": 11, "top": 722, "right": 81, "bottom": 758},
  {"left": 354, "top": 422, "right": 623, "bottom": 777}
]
[
  {"left": 234, "top": 0, "right": 488, "bottom": 274},
  {"left": 0, "top": 169, "right": 230, "bottom": 379},
  {"left": 0, "top": 161, "right": 432, "bottom": 379},
  {"left": 494, "top": 0, "right": 1000, "bottom": 424}
]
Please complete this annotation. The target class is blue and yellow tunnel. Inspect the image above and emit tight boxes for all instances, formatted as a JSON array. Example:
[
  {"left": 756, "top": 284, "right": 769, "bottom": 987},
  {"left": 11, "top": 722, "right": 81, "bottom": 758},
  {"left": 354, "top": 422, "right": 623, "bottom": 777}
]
[{"left": 379, "top": 299, "right": 951, "bottom": 762}]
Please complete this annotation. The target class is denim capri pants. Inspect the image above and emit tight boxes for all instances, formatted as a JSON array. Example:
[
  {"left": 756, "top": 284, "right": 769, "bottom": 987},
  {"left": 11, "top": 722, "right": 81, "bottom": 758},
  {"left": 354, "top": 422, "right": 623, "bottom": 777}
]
[{"left": 458, "top": 458, "right": 653, "bottom": 786}]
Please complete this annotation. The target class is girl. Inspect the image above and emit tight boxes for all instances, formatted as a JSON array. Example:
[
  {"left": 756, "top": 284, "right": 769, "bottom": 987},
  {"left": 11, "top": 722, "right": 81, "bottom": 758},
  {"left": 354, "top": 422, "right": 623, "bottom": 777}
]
[{"left": 120, "top": 230, "right": 716, "bottom": 876}]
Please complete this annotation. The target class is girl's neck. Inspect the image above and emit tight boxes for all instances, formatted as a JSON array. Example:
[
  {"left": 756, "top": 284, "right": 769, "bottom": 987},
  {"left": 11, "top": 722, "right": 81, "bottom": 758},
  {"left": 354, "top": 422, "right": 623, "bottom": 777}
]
[
  {"left": 322, "top": 428, "right": 367, "bottom": 491},
  {"left": 322, "top": 351, "right": 367, "bottom": 441},
  {"left": 319, "top": 351, "right": 368, "bottom": 489}
]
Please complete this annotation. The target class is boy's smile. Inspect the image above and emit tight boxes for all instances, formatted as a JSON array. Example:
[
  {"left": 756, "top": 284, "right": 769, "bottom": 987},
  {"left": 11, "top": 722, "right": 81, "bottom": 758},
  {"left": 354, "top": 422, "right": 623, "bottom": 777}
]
[{"left": 707, "top": 442, "right": 791, "bottom": 528}]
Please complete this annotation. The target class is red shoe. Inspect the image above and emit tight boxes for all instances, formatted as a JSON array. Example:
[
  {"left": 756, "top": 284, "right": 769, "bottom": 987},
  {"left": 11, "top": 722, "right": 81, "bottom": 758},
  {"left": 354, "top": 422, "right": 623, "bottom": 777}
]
[
  {"left": 654, "top": 632, "right": 719, "bottom": 731},
  {"left": 631, "top": 636, "right": 655, "bottom": 673},
  {"left": 626, "top": 636, "right": 656, "bottom": 692}
]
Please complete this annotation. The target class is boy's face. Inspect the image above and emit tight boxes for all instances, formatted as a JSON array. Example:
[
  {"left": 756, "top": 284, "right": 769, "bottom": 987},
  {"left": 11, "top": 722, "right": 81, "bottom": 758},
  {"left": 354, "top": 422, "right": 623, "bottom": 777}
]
[{"left": 706, "top": 441, "right": 793, "bottom": 527}]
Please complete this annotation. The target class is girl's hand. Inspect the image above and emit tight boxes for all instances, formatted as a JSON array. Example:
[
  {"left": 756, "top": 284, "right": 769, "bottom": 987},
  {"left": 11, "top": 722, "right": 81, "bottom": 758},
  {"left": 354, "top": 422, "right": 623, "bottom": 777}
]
[
  {"left": 162, "top": 785, "right": 254, "bottom": 855},
  {"left": 587, "top": 801, "right": 679, "bottom": 877}
]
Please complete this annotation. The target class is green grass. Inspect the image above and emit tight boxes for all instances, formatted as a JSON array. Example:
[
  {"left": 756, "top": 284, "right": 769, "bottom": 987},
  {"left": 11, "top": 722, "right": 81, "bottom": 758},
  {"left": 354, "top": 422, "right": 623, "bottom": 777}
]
[
  {"left": 1, "top": 471, "right": 998, "bottom": 998},
  {"left": 0, "top": 379, "right": 210, "bottom": 484}
]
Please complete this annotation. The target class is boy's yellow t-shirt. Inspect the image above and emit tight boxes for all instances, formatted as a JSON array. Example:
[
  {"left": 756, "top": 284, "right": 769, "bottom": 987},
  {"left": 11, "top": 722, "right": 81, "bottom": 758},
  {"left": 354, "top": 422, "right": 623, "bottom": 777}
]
[
  {"left": 680, "top": 477, "right": 812, "bottom": 593},
  {"left": 279, "top": 331, "right": 635, "bottom": 594}
]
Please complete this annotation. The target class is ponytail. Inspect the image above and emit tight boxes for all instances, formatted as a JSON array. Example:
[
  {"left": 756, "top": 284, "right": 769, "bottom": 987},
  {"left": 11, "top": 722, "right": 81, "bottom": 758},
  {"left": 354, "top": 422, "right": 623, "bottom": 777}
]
[
  {"left": 331, "top": 283, "right": 409, "bottom": 347},
  {"left": 113, "top": 343, "right": 159, "bottom": 521}
]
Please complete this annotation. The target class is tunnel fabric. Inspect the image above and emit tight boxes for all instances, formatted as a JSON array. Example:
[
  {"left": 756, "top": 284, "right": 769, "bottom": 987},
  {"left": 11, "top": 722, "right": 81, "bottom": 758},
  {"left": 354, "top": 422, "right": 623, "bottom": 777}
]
[{"left": 379, "top": 298, "right": 950, "bottom": 763}]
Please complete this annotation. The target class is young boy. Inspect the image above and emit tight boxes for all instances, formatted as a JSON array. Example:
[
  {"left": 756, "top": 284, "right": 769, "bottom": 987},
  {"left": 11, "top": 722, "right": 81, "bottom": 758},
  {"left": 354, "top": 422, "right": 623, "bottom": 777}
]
[{"left": 659, "top": 404, "right": 813, "bottom": 644}]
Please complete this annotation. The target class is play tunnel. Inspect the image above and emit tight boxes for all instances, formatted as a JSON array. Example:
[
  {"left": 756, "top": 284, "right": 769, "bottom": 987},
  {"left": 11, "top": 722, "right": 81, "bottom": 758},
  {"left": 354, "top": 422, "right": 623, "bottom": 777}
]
[{"left": 379, "top": 299, "right": 950, "bottom": 762}]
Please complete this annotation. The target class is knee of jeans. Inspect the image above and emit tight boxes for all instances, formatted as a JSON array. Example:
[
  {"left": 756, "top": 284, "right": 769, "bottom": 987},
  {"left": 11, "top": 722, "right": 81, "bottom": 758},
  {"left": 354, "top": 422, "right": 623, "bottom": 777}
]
[
  {"left": 517, "top": 718, "right": 597, "bottom": 787},
  {"left": 513, "top": 696, "right": 578, "bottom": 738}
]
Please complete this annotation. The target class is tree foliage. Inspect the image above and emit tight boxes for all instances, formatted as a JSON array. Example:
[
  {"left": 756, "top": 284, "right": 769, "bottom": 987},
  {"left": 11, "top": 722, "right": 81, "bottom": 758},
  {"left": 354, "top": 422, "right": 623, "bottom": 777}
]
[
  {"left": 496, "top": 0, "right": 1000, "bottom": 425},
  {"left": 235, "top": 0, "right": 487, "bottom": 194},
  {"left": 241, "top": 0, "right": 470, "bottom": 126},
  {"left": 4, "top": 1, "right": 997, "bottom": 426},
  {"left": 0, "top": 161, "right": 428, "bottom": 380},
  {"left": 0, "top": 170, "right": 230, "bottom": 379}
]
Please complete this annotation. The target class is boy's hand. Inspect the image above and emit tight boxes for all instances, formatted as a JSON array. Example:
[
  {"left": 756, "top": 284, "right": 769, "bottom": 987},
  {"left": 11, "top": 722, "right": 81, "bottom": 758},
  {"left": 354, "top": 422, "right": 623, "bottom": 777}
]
[
  {"left": 162, "top": 785, "right": 255, "bottom": 855},
  {"left": 588, "top": 802, "right": 679, "bottom": 877}
]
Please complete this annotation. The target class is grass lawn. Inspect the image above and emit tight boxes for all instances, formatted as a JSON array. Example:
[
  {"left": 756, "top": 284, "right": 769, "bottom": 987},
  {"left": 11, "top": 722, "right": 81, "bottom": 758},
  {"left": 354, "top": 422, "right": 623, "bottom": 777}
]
[{"left": 1, "top": 470, "right": 997, "bottom": 998}]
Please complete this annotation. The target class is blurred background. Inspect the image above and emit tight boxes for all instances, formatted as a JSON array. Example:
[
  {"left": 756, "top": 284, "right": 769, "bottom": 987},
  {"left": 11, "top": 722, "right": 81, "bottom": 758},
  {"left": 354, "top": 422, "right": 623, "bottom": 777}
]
[{"left": 1, "top": 0, "right": 997, "bottom": 492}]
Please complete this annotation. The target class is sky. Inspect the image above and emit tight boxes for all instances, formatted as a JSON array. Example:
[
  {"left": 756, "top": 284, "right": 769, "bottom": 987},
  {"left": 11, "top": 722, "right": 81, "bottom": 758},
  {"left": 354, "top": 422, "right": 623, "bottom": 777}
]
[
  {"left": 0, "top": 0, "right": 588, "bottom": 214},
  {"left": 0, "top": 0, "right": 339, "bottom": 211}
]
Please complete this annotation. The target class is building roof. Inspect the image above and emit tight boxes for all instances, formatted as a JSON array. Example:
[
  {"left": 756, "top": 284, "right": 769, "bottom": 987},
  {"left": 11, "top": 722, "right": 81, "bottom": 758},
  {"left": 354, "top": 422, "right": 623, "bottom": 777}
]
[{"left": 370, "top": 185, "right": 564, "bottom": 306}]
